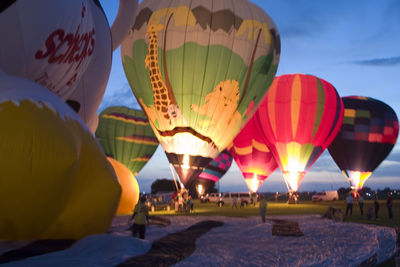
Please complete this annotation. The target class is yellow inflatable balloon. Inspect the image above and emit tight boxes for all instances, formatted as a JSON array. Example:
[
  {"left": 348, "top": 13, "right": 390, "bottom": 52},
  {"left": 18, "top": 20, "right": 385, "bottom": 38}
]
[
  {"left": 107, "top": 157, "right": 140, "bottom": 215},
  {"left": 0, "top": 71, "right": 121, "bottom": 240}
]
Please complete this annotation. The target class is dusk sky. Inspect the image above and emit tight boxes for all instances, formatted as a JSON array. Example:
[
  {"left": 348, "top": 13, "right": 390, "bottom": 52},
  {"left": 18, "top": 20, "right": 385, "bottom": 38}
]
[{"left": 98, "top": 0, "right": 400, "bottom": 193}]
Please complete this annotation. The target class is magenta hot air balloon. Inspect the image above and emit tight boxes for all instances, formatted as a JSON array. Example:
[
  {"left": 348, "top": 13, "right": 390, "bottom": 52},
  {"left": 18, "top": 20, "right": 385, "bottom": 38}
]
[{"left": 229, "top": 117, "right": 278, "bottom": 192}]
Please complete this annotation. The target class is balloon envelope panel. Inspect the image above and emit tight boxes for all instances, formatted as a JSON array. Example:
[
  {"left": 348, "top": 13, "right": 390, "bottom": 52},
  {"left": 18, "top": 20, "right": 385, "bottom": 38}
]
[
  {"left": 108, "top": 157, "right": 140, "bottom": 215},
  {"left": 96, "top": 106, "right": 159, "bottom": 176},
  {"left": 0, "top": 73, "right": 120, "bottom": 240},
  {"left": 198, "top": 149, "right": 233, "bottom": 183},
  {"left": 328, "top": 96, "right": 399, "bottom": 190},
  {"left": 254, "top": 74, "right": 344, "bottom": 191},
  {"left": 121, "top": 0, "right": 280, "bottom": 188},
  {"left": 0, "top": 0, "right": 96, "bottom": 98},
  {"left": 229, "top": 118, "right": 278, "bottom": 192}
]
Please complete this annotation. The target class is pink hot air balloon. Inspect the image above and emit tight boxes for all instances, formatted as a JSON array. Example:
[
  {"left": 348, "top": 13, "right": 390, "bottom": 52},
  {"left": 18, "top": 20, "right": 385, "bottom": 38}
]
[{"left": 229, "top": 118, "right": 278, "bottom": 192}]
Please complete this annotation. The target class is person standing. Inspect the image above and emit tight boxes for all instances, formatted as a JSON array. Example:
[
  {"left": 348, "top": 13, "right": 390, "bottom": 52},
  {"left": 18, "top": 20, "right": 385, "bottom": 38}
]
[
  {"left": 358, "top": 194, "right": 364, "bottom": 216},
  {"left": 374, "top": 193, "right": 380, "bottom": 219},
  {"left": 345, "top": 193, "right": 354, "bottom": 216},
  {"left": 232, "top": 195, "right": 238, "bottom": 208},
  {"left": 259, "top": 195, "right": 268, "bottom": 223},
  {"left": 130, "top": 196, "right": 149, "bottom": 239},
  {"left": 386, "top": 192, "right": 393, "bottom": 219}
]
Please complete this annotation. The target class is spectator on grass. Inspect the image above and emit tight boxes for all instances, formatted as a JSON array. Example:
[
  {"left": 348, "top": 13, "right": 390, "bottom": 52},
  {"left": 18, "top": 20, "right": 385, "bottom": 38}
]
[
  {"left": 387, "top": 192, "right": 393, "bottom": 220},
  {"left": 374, "top": 193, "right": 380, "bottom": 219},
  {"left": 232, "top": 196, "right": 238, "bottom": 208},
  {"left": 358, "top": 194, "right": 364, "bottom": 216},
  {"left": 345, "top": 193, "right": 353, "bottom": 216},
  {"left": 367, "top": 205, "right": 373, "bottom": 220},
  {"left": 259, "top": 195, "right": 268, "bottom": 223},
  {"left": 130, "top": 196, "right": 149, "bottom": 239}
]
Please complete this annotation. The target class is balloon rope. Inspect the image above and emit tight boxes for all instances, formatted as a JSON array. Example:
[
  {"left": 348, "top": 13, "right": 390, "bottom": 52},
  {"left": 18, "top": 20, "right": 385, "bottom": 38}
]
[
  {"left": 238, "top": 28, "right": 261, "bottom": 106},
  {"left": 169, "top": 164, "right": 181, "bottom": 192}
]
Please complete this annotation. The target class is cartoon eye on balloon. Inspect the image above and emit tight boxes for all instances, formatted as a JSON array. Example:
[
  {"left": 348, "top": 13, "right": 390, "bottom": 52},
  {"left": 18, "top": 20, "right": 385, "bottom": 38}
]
[
  {"left": 121, "top": 0, "right": 280, "bottom": 189},
  {"left": 96, "top": 106, "right": 159, "bottom": 177},
  {"left": 253, "top": 74, "right": 344, "bottom": 193},
  {"left": 328, "top": 96, "right": 399, "bottom": 191},
  {"left": 229, "top": 118, "right": 278, "bottom": 193}
]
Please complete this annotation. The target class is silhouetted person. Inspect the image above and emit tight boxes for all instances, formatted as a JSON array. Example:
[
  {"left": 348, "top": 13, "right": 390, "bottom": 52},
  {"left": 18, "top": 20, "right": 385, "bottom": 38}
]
[
  {"left": 386, "top": 193, "right": 393, "bottom": 219},
  {"left": 374, "top": 193, "right": 380, "bottom": 219},
  {"left": 345, "top": 193, "right": 353, "bottom": 216},
  {"left": 130, "top": 196, "right": 149, "bottom": 239},
  {"left": 259, "top": 195, "right": 268, "bottom": 223},
  {"left": 358, "top": 194, "right": 364, "bottom": 215}
]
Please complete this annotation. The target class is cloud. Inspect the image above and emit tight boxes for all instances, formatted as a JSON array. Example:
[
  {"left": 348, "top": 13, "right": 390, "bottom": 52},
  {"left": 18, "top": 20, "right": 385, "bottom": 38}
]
[{"left": 350, "top": 56, "right": 400, "bottom": 66}]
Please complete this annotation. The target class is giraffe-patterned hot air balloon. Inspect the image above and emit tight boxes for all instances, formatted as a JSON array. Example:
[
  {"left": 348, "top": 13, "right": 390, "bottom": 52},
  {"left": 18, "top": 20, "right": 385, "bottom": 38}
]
[
  {"left": 328, "top": 96, "right": 399, "bottom": 191},
  {"left": 121, "top": 0, "right": 280, "bottom": 188}
]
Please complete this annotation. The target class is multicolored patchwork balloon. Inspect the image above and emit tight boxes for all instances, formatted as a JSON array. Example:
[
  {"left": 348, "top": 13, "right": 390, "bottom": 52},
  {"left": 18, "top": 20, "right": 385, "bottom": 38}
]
[
  {"left": 96, "top": 106, "right": 159, "bottom": 176},
  {"left": 254, "top": 74, "right": 344, "bottom": 192},
  {"left": 328, "top": 96, "right": 399, "bottom": 191},
  {"left": 121, "top": 0, "right": 280, "bottom": 188},
  {"left": 229, "top": 118, "right": 278, "bottom": 192},
  {"left": 196, "top": 149, "right": 233, "bottom": 193}
]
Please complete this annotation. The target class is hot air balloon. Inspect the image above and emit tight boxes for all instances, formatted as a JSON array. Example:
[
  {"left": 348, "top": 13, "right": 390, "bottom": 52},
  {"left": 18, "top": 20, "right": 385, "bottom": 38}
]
[
  {"left": 0, "top": 0, "right": 139, "bottom": 132},
  {"left": 328, "top": 96, "right": 399, "bottom": 191},
  {"left": 108, "top": 157, "right": 140, "bottom": 215},
  {"left": 0, "top": 0, "right": 96, "bottom": 98},
  {"left": 229, "top": 118, "right": 278, "bottom": 193},
  {"left": 96, "top": 106, "right": 159, "bottom": 176},
  {"left": 121, "top": 0, "right": 280, "bottom": 188},
  {"left": 254, "top": 74, "right": 344, "bottom": 193},
  {"left": 0, "top": 71, "right": 120, "bottom": 240},
  {"left": 196, "top": 149, "right": 233, "bottom": 195}
]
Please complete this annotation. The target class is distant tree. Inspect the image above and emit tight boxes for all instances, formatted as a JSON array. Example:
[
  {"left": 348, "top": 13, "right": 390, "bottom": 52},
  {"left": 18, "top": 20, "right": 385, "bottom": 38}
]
[{"left": 151, "top": 178, "right": 179, "bottom": 194}]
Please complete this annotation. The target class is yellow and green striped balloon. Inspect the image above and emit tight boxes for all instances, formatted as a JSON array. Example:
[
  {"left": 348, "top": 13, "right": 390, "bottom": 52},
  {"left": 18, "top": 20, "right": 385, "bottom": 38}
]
[{"left": 96, "top": 106, "right": 159, "bottom": 176}]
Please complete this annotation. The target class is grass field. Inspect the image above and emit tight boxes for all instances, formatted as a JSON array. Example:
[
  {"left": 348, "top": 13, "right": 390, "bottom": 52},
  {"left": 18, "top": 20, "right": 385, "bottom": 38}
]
[{"left": 150, "top": 199, "right": 400, "bottom": 229}]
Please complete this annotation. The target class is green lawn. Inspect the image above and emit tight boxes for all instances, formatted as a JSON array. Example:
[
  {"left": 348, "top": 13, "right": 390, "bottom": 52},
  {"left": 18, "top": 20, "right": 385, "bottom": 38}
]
[{"left": 150, "top": 199, "right": 400, "bottom": 228}]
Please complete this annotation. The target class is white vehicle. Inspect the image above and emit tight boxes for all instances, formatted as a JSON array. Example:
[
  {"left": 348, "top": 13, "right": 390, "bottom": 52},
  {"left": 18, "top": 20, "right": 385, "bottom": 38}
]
[
  {"left": 217, "top": 192, "right": 258, "bottom": 207},
  {"left": 312, "top": 191, "right": 339, "bottom": 202},
  {"left": 200, "top": 193, "right": 222, "bottom": 203}
]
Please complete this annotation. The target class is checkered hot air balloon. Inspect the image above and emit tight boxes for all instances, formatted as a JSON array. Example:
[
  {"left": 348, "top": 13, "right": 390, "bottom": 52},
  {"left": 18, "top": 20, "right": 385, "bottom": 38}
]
[
  {"left": 328, "top": 96, "right": 399, "bottom": 191},
  {"left": 196, "top": 149, "right": 233, "bottom": 194}
]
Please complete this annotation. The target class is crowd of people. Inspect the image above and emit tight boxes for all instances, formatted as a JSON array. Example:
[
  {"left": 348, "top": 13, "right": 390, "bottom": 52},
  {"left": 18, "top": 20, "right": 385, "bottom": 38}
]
[{"left": 343, "top": 191, "right": 394, "bottom": 220}]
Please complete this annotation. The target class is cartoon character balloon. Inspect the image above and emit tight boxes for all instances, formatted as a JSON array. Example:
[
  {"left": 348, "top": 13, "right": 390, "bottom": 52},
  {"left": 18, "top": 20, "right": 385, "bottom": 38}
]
[
  {"left": 0, "top": 0, "right": 139, "bottom": 132},
  {"left": 121, "top": 0, "right": 280, "bottom": 188},
  {"left": 0, "top": 71, "right": 120, "bottom": 240},
  {"left": 196, "top": 149, "right": 233, "bottom": 194},
  {"left": 96, "top": 106, "right": 159, "bottom": 176},
  {"left": 254, "top": 74, "right": 344, "bottom": 192},
  {"left": 328, "top": 96, "right": 399, "bottom": 191},
  {"left": 229, "top": 118, "right": 278, "bottom": 192}
]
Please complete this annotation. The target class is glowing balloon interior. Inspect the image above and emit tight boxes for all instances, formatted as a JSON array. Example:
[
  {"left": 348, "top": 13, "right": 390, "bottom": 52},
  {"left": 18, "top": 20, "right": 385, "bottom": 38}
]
[
  {"left": 229, "top": 118, "right": 278, "bottom": 192},
  {"left": 328, "top": 96, "right": 399, "bottom": 191},
  {"left": 254, "top": 74, "right": 344, "bottom": 192},
  {"left": 121, "top": 0, "right": 280, "bottom": 188},
  {"left": 96, "top": 106, "right": 159, "bottom": 176}
]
